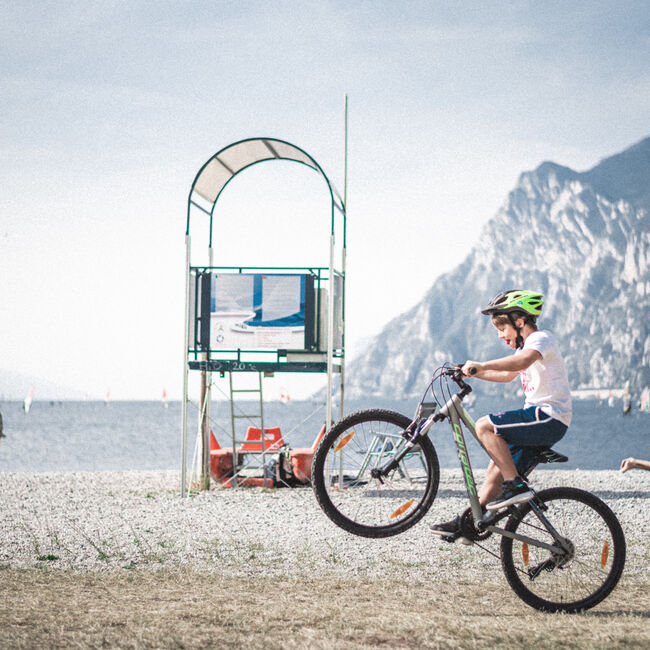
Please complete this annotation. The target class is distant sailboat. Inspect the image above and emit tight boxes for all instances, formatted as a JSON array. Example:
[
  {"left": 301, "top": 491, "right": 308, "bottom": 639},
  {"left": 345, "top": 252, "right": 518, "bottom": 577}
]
[
  {"left": 162, "top": 388, "right": 169, "bottom": 408},
  {"left": 105, "top": 390, "right": 111, "bottom": 407},
  {"left": 23, "top": 386, "right": 34, "bottom": 414},
  {"left": 623, "top": 382, "right": 632, "bottom": 414},
  {"left": 280, "top": 386, "right": 291, "bottom": 404},
  {"left": 608, "top": 391, "right": 615, "bottom": 408}
]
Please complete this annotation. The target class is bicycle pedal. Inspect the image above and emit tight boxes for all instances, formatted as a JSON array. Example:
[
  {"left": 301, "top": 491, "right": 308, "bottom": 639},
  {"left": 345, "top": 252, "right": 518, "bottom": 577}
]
[{"left": 440, "top": 532, "right": 473, "bottom": 545}]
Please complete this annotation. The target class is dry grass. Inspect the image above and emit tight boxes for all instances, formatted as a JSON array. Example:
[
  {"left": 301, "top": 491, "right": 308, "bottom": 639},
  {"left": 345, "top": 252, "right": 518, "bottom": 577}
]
[{"left": 1, "top": 567, "right": 648, "bottom": 649}]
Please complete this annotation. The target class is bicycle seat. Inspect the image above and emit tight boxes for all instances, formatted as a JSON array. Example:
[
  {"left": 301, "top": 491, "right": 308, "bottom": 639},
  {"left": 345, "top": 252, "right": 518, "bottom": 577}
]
[{"left": 534, "top": 447, "right": 569, "bottom": 464}]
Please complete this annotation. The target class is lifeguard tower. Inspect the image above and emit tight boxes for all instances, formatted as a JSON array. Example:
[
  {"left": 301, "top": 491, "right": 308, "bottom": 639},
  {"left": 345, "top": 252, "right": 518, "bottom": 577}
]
[{"left": 181, "top": 136, "right": 347, "bottom": 495}]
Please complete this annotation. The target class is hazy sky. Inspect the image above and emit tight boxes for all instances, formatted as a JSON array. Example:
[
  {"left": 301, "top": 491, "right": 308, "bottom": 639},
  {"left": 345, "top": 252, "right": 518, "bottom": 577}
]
[{"left": 1, "top": 1, "right": 649, "bottom": 399}]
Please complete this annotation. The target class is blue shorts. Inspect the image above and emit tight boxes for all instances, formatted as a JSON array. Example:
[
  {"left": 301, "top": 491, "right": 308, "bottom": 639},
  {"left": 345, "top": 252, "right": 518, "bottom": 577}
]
[{"left": 488, "top": 406, "right": 568, "bottom": 476}]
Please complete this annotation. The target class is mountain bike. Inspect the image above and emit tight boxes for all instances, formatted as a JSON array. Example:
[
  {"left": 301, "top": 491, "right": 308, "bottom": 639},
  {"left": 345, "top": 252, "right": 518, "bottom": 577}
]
[{"left": 311, "top": 363, "right": 626, "bottom": 613}]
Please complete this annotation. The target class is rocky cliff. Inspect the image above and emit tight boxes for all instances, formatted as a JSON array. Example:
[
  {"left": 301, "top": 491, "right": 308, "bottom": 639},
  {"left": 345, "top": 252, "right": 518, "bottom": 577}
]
[{"left": 345, "top": 137, "right": 650, "bottom": 398}]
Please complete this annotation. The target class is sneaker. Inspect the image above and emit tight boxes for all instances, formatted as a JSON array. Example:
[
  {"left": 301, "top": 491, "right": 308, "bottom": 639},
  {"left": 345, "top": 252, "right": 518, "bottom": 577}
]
[
  {"left": 429, "top": 516, "right": 472, "bottom": 545},
  {"left": 486, "top": 477, "right": 534, "bottom": 511}
]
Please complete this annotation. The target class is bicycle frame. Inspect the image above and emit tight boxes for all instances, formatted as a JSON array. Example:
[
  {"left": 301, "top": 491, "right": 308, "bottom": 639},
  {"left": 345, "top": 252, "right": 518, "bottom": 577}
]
[
  {"left": 421, "top": 394, "right": 483, "bottom": 524},
  {"left": 382, "top": 386, "right": 569, "bottom": 555}
]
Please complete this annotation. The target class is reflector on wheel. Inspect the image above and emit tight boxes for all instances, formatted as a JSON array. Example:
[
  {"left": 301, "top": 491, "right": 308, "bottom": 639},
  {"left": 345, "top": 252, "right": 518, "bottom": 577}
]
[
  {"left": 390, "top": 499, "right": 414, "bottom": 519},
  {"left": 601, "top": 541, "right": 609, "bottom": 569},
  {"left": 334, "top": 431, "right": 355, "bottom": 452}
]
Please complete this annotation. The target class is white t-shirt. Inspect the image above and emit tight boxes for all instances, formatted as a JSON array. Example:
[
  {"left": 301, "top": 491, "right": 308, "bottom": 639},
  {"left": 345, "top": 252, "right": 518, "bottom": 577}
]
[{"left": 517, "top": 330, "right": 572, "bottom": 426}]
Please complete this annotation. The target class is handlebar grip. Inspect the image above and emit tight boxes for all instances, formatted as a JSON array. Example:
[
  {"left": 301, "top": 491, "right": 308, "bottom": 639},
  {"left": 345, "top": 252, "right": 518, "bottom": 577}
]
[{"left": 467, "top": 366, "right": 477, "bottom": 376}]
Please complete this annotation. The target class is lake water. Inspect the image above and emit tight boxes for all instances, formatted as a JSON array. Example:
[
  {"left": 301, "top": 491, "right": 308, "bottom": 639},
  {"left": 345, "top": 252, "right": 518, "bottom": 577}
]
[{"left": 0, "top": 396, "right": 647, "bottom": 473}]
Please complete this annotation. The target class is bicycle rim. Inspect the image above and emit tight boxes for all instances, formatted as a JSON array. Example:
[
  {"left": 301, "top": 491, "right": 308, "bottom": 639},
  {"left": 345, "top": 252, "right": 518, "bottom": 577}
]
[
  {"left": 312, "top": 409, "right": 440, "bottom": 538},
  {"left": 500, "top": 487, "right": 626, "bottom": 612}
]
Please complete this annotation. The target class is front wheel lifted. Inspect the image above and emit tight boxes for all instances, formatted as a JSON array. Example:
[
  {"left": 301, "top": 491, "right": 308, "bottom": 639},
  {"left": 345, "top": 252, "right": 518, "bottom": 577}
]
[
  {"left": 500, "top": 486, "right": 626, "bottom": 612},
  {"left": 311, "top": 409, "right": 440, "bottom": 538}
]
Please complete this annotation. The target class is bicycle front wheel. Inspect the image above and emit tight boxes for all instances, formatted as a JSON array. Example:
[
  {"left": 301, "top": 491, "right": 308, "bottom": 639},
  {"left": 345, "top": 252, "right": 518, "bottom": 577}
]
[
  {"left": 311, "top": 409, "right": 440, "bottom": 538},
  {"left": 500, "top": 487, "right": 626, "bottom": 613}
]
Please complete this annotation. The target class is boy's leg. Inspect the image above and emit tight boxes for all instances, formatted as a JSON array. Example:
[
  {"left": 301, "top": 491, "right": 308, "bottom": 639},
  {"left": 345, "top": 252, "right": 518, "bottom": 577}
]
[
  {"left": 482, "top": 407, "right": 567, "bottom": 510},
  {"left": 476, "top": 411, "right": 537, "bottom": 510},
  {"left": 478, "top": 460, "right": 503, "bottom": 506},
  {"left": 430, "top": 460, "right": 505, "bottom": 542},
  {"left": 430, "top": 407, "right": 566, "bottom": 537},
  {"left": 475, "top": 415, "right": 518, "bottom": 481}
]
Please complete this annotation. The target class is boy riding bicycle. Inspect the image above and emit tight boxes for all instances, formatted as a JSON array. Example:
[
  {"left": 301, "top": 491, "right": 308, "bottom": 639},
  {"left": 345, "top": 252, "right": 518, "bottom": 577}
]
[{"left": 430, "top": 289, "right": 572, "bottom": 543}]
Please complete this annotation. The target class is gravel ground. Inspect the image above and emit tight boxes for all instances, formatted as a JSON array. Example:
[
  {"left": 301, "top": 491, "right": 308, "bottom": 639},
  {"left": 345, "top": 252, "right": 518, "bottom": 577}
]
[{"left": 1, "top": 469, "right": 648, "bottom": 582}]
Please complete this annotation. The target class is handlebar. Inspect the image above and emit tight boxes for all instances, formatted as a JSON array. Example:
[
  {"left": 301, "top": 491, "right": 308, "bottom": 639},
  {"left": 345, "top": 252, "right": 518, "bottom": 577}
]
[
  {"left": 436, "top": 363, "right": 476, "bottom": 398},
  {"left": 442, "top": 363, "right": 476, "bottom": 381}
]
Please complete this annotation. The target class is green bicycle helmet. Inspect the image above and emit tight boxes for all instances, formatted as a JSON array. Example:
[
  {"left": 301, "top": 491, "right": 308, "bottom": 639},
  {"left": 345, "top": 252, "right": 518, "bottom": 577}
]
[
  {"left": 482, "top": 289, "right": 543, "bottom": 349},
  {"left": 481, "top": 289, "right": 544, "bottom": 317}
]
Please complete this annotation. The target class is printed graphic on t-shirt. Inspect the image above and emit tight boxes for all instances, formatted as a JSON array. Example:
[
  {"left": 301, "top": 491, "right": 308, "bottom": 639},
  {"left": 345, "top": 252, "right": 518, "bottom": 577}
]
[{"left": 520, "top": 370, "right": 535, "bottom": 394}]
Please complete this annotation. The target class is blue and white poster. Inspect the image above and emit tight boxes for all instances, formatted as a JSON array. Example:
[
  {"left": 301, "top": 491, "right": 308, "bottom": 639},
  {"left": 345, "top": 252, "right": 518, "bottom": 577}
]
[{"left": 209, "top": 273, "right": 308, "bottom": 350}]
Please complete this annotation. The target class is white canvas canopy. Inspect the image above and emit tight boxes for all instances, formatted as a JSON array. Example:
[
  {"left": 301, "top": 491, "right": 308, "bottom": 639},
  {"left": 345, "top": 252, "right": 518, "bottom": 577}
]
[{"left": 188, "top": 138, "right": 344, "bottom": 227}]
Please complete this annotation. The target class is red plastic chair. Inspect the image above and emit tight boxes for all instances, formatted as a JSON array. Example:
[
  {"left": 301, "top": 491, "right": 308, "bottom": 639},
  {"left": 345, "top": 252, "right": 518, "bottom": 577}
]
[
  {"left": 210, "top": 428, "right": 284, "bottom": 486},
  {"left": 209, "top": 431, "right": 234, "bottom": 482},
  {"left": 237, "top": 426, "right": 285, "bottom": 453},
  {"left": 289, "top": 425, "right": 326, "bottom": 483}
]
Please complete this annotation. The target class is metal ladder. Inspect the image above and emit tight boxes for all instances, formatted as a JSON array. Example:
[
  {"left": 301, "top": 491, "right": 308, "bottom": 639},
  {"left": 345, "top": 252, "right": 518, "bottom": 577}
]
[{"left": 228, "top": 372, "right": 268, "bottom": 486}]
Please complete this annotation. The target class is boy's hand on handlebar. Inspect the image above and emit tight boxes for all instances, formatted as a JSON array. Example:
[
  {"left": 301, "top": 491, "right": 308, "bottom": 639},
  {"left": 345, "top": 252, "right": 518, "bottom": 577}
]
[{"left": 462, "top": 361, "right": 483, "bottom": 377}]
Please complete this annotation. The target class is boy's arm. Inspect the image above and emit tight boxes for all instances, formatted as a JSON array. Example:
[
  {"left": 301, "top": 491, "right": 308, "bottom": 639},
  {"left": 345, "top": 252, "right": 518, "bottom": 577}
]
[{"left": 463, "top": 349, "right": 541, "bottom": 383}]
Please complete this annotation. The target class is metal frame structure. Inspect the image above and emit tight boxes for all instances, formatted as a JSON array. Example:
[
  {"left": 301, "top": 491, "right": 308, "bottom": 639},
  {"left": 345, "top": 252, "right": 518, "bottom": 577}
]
[{"left": 181, "top": 135, "right": 348, "bottom": 495}]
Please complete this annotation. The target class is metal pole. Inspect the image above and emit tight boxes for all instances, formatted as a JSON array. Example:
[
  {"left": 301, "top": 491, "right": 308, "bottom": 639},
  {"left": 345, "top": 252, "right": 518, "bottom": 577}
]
[
  {"left": 229, "top": 372, "right": 238, "bottom": 488},
  {"left": 181, "top": 234, "right": 192, "bottom": 497},
  {"left": 340, "top": 93, "right": 348, "bottom": 420},
  {"left": 201, "top": 245, "right": 214, "bottom": 490},
  {"left": 326, "top": 233, "right": 335, "bottom": 434},
  {"left": 200, "top": 354, "right": 210, "bottom": 491},
  {"left": 259, "top": 372, "right": 267, "bottom": 486}
]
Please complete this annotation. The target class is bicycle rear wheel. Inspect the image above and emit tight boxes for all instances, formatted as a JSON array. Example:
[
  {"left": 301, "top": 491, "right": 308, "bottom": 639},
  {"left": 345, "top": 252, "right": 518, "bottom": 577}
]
[
  {"left": 311, "top": 409, "right": 440, "bottom": 538},
  {"left": 500, "top": 487, "right": 626, "bottom": 612}
]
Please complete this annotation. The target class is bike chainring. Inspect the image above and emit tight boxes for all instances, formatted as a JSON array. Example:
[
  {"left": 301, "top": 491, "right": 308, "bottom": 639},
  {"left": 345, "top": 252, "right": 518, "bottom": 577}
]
[{"left": 459, "top": 507, "right": 492, "bottom": 542}]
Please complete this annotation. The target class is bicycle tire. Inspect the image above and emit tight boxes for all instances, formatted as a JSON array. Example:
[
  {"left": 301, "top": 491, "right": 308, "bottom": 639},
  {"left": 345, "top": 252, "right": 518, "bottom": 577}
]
[
  {"left": 311, "top": 409, "right": 440, "bottom": 538},
  {"left": 500, "top": 486, "right": 626, "bottom": 613}
]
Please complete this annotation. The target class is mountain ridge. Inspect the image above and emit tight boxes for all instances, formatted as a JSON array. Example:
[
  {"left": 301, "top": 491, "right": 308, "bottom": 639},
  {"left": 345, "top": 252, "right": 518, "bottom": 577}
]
[{"left": 345, "top": 136, "right": 650, "bottom": 399}]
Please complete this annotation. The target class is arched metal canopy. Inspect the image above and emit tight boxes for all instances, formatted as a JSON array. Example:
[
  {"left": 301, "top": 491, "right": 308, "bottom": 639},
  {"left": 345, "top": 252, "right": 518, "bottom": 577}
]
[
  {"left": 187, "top": 137, "right": 345, "bottom": 238},
  {"left": 181, "top": 135, "right": 348, "bottom": 496}
]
